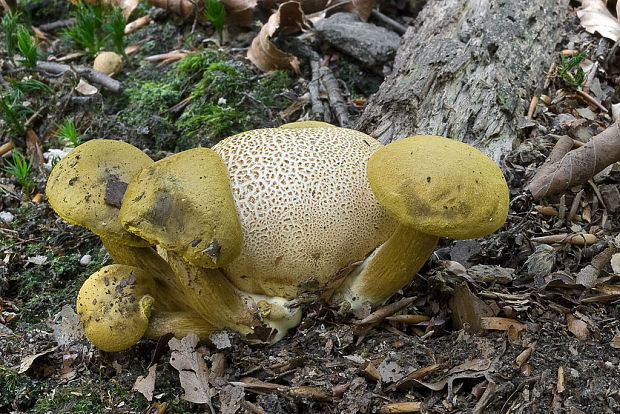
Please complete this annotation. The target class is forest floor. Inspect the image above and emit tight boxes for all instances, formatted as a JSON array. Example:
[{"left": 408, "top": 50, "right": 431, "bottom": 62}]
[{"left": 1, "top": 1, "right": 620, "bottom": 413}]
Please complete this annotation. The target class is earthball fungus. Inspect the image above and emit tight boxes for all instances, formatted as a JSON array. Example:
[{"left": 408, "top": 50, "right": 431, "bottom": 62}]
[{"left": 46, "top": 125, "right": 509, "bottom": 351}]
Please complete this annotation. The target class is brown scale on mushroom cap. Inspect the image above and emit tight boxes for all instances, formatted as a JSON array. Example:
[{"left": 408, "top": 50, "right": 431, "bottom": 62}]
[{"left": 212, "top": 128, "right": 398, "bottom": 299}]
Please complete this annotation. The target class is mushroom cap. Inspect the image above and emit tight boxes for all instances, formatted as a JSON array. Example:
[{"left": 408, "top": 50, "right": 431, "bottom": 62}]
[
  {"left": 93, "top": 51, "right": 123, "bottom": 76},
  {"left": 77, "top": 264, "right": 156, "bottom": 352},
  {"left": 119, "top": 148, "right": 243, "bottom": 268},
  {"left": 279, "top": 121, "right": 335, "bottom": 129},
  {"left": 46, "top": 139, "right": 154, "bottom": 246},
  {"left": 212, "top": 127, "right": 397, "bottom": 299},
  {"left": 367, "top": 135, "right": 509, "bottom": 239}
]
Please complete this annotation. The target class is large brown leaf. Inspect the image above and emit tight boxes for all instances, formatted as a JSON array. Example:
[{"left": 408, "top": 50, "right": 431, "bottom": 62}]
[{"left": 247, "top": 1, "right": 307, "bottom": 73}]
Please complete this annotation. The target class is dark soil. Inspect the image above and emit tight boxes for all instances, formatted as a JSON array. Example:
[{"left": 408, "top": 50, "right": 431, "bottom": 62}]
[{"left": 1, "top": 1, "right": 620, "bottom": 413}]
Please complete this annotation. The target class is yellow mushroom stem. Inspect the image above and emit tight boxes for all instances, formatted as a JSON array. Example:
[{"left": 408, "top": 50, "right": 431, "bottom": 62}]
[
  {"left": 145, "top": 310, "right": 218, "bottom": 343},
  {"left": 167, "top": 252, "right": 258, "bottom": 335},
  {"left": 101, "top": 238, "right": 192, "bottom": 313},
  {"left": 168, "top": 252, "right": 302, "bottom": 343},
  {"left": 337, "top": 224, "right": 438, "bottom": 308}
]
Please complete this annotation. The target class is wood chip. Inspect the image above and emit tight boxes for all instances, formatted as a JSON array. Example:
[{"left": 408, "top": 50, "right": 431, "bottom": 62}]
[
  {"left": 566, "top": 314, "right": 589, "bottom": 340},
  {"left": 380, "top": 401, "right": 422, "bottom": 413},
  {"left": 557, "top": 366, "right": 565, "bottom": 393}
]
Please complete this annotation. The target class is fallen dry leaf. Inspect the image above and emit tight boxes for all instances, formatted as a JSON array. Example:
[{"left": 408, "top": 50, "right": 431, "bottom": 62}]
[
  {"left": 449, "top": 283, "right": 495, "bottom": 333},
  {"left": 247, "top": 1, "right": 307, "bottom": 74},
  {"left": 147, "top": 0, "right": 204, "bottom": 22},
  {"left": 133, "top": 364, "right": 158, "bottom": 401},
  {"left": 610, "top": 335, "right": 620, "bottom": 348},
  {"left": 72, "top": 0, "right": 139, "bottom": 19},
  {"left": 75, "top": 78, "right": 99, "bottom": 95},
  {"left": 577, "top": 0, "right": 620, "bottom": 42},
  {"left": 49, "top": 304, "right": 85, "bottom": 348},
  {"left": 566, "top": 314, "right": 589, "bottom": 340},
  {"left": 168, "top": 334, "right": 214, "bottom": 408},
  {"left": 219, "top": 385, "right": 245, "bottom": 414},
  {"left": 528, "top": 124, "right": 620, "bottom": 200},
  {"left": 223, "top": 0, "right": 258, "bottom": 27},
  {"left": 18, "top": 347, "right": 58, "bottom": 374},
  {"left": 480, "top": 317, "right": 527, "bottom": 332},
  {"left": 352, "top": 0, "right": 377, "bottom": 21},
  {"left": 611, "top": 253, "right": 620, "bottom": 273},
  {"left": 146, "top": 0, "right": 256, "bottom": 25}
]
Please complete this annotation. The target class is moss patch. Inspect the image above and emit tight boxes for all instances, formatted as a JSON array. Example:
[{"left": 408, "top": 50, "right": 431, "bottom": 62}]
[{"left": 120, "top": 49, "right": 294, "bottom": 151}]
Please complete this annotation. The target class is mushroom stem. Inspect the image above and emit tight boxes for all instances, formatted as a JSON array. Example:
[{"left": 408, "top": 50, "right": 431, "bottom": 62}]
[
  {"left": 101, "top": 238, "right": 192, "bottom": 313},
  {"left": 337, "top": 224, "right": 438, "bottom": 308},
  {"left": 167, "top": 252, "right": 259, "bottom": 335},
  {"left": 145, "top": 310, "right": 218, "bottom": 343},
  {"left": 77, "top": 264, "right": 218, "bottom": 351}
]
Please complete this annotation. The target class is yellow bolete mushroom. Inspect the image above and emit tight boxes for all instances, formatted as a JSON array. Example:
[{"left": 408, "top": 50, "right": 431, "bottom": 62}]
[
  {"left": 211, "top": 127, "right": 397, "bottom": 299},
  {"left": 119, "top": 148, "right": 242, "bottom": 268},
  {"left": 77, "top": 264, "right": 155, "bottom": 351},
  {"left": 46, "top": 139, "right": 153, "bottom": 247},
  {"left": 337, "top": 135, "right": 509, "bottom": 307},
  {"left": 119, "top": 147, "right": 301, "bottom": 342},
  {"left": 47, "top": 127, "right": 509, "bottom": 351},
  {"left": 78, "top": 264, "right": 216, "bottom": 351},
  {"left": 46, "top": 140, "right": 217, "bottom": 349}
]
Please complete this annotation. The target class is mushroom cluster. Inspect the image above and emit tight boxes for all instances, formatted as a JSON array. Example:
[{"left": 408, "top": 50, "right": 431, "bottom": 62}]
[{"left": 46, "top": 123, "right": 509, "bottom": 351}]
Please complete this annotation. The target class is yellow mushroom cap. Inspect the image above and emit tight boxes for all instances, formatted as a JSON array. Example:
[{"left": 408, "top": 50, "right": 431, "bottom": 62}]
[
  {"left": 367, "top": 135, "right": 509, "bottom": 239},
  {"left": 119, "top": 148, "right": 243, "bottom": 268},
  {"left": 212, "top": 127, "right": 397, "bottom": 299},
  {"left": 77, "top": 264, "right": 156, "bottom": 352},
  {"left": 46, "top": 139, "right": 154, "bottom": 246},
  {"left": 279, "top": 121, "right": 336, "bottom": 129}
]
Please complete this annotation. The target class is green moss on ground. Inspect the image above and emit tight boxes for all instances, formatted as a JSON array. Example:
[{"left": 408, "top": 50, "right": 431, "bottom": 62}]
[{"left": 120, "top": 49, "right": 294, "bottom": 151}]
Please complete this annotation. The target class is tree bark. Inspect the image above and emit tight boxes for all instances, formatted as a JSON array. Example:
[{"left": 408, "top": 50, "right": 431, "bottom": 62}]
[{"left": 357, "top": 0, "right": 570, "bottom": 162}]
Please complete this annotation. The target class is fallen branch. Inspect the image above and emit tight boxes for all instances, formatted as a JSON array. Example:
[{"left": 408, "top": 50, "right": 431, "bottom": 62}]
[
  {"left": 319, "top": 65, "right": 351, "bottom": 127},
  {"left": 36, "top": 61, "right": 122, "bottom": 93},
  {"left": 528, "top": 123, "right": 620, "bottom": 200},
  {"left": 38, "top": 18, "right": 77, "bottom": 33}
]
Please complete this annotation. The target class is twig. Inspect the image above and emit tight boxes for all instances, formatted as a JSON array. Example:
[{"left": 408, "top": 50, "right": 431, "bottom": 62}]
[
  {"left": 370, "top": 9, "right": 406, "bottom": 35},
  {"left": 472, "top": 380, "right": 497, "bottom": 414},
  {"left": 125, "top": 15, "right": 152, "bottom": 34},
  {"left": 587, "top": 179, "right": 608, "bottom": 212},
  {"left": 35, "top": 61, "right": 122, "bottom": 93},
  {"left": 530, "top": 233, "right": 597, "bottom": 246},
  {"left": 575, "top": 89, "right": 608, "bottom": 113},
  {"left": 38, "top": 18, "right": 77, "bottom": 33},
  {"left": 309, "top": 59, "right": 325, "bottom": 120},
  {"left": 319, "top": 66, "right": 350, "bottom": 127},
  {"left": 567, "top": 189, "right": 584, "bottom": 222}
]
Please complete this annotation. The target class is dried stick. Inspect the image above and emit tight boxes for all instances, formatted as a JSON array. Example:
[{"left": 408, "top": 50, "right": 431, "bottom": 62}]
[
  {"left": 319, "top": 66, "right": 350, "bottom": 127},
  {"left": 39, "top": 18, "right": 76, "bottom": 33},
  {"left": 36, "top": 61, "right": 122, "bottom": 93},
  {"left": 370, "top": 9, "right": 406, "bottom": 35},
  {"left": 530, "top": 233, "right": 597, "bottom": 246},
  {"left": 309, "top": 58, "right": 325, "bottom": 120}
]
